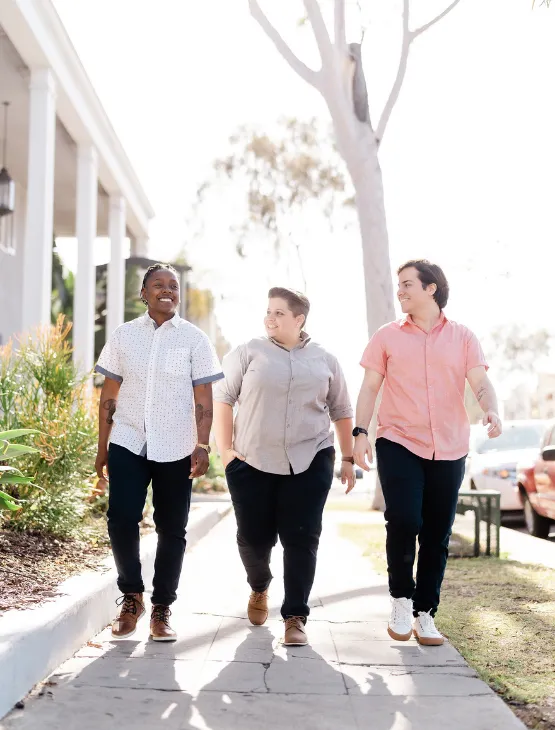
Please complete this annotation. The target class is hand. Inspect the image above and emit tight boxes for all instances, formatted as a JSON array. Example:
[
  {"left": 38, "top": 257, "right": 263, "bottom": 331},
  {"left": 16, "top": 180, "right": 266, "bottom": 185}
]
[
  {"left": 483, "top": 411, "right": 502, "bottom": 439},
  {"left": 95, "top": 449, "right": 108, "bottom": 480},
  {"left": 341, "top": 460, "right": 356, "bottom": 494},
  {"left": 353, "top": 436, "right": 373, "bottom": 472},
  {"left": 190, "top": 446, "right": 210, "bottom": 479},
  {"left": 222, "top": 448, "right": 245, "bottom": 468}
]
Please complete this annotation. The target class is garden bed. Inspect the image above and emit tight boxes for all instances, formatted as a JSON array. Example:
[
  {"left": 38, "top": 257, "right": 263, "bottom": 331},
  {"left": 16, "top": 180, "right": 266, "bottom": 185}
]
[{"left": 0, "top": 528, "right": 110, "bottom": 614}]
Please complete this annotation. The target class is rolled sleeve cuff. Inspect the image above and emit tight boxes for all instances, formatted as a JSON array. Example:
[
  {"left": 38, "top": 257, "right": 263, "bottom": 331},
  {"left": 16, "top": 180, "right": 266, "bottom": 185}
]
[
  {"left": 330, "top": 406, "right": 354, "bottom": 423},
  {"left": 95, "top": 365, "right": 123, "bottom": 383},
  {"left": 467, "top": 361, "right": 489, "bottom": 374},
  {"left": 212, "top": 392, "right": 236, "bottom": 406},
  {"left": 360, "top": 359, "right": 385, "bottom": 376},
  {"left": 192, "top": 372, "right": 225, "bottom": 387}
]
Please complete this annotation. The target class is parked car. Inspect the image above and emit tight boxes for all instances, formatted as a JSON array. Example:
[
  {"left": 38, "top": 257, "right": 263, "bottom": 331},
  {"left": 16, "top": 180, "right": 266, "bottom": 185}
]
[
  {"left": 465, "top": 420, "right": 548, "bottom": 515},
  {"left": 516, "top": 420, "right": 555, "bottom": 538}
]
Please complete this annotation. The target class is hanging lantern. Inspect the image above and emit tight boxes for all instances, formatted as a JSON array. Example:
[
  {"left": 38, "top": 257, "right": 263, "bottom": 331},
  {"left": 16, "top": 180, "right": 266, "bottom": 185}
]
[{"left": 0, "top": 102, "right": 15, "bottom": 217}]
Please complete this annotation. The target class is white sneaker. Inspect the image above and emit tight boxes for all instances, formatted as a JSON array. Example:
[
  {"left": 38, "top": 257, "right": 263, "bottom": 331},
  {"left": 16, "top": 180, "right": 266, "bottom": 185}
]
[
  {"left": 387, "top": 597, "right": 413, "bottom": 641},
  {"left": 413, "top": 610, "right": 444, "bottom": 646}
]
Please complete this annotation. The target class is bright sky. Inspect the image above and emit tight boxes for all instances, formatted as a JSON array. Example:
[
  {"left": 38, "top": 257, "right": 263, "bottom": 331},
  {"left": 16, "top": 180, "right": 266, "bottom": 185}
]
[{"left": 53, "top": 0, "right": 555, "bottom": 395}]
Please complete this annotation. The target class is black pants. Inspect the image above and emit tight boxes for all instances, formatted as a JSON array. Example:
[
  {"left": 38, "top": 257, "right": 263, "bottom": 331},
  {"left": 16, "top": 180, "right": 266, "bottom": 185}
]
[
  {"left": 225, "top": 447, "right": 335, "bottom": 619},
  {"left": 375, "top": 438, "right": 465, "bottom": 616},
  {"left": 107, "top": 443, "right": 192, "bottom": 606}
]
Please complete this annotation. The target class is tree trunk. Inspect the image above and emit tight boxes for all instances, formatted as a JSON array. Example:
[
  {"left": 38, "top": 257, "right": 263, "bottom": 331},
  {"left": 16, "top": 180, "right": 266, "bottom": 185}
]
[{"left": 330, "top": 113, "right": 394, "bottom": 510}]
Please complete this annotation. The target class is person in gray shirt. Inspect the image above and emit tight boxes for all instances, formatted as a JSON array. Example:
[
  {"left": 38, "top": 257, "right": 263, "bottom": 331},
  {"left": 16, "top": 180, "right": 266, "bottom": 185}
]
[{"left": 213, "top": 287, "right": 355, "bottom": 647}]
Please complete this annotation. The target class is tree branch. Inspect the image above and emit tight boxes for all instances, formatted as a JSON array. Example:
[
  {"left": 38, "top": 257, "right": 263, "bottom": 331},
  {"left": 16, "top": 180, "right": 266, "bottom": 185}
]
[
  {"left": 249, "top": 0, "right": 320, "bottom": 87},
  {"left": 376, "top": 0, "right": 462, "bottom": 143},
  {"left": 334, "top": 0, "right": 347, "bottom": 50},
  {"left": 375, "top": 0, "right": 410, "bottom": 143},
  {"left": 303, "top": 0, "right": 335, "bottom": 67},
  {"left": 411, "top": 0, "right": 462, "bottom": 39}
]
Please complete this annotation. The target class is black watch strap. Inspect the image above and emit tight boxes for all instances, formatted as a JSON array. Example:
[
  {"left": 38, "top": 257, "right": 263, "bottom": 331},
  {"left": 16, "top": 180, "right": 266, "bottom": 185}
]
[{"left": 352, "top": 427, "right": 368, "bottom": 437}]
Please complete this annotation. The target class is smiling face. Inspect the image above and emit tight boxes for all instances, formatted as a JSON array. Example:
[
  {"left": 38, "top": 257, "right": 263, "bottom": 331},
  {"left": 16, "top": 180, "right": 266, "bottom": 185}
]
[
  {"left": 397, "top": 266, "right": 437, "bottom": 316},
  {"left": 141, "top": 268, "right": 180, "bottom": 319},
  {"left": 264, "top": 297, "right": 304, "bottom": 345}
]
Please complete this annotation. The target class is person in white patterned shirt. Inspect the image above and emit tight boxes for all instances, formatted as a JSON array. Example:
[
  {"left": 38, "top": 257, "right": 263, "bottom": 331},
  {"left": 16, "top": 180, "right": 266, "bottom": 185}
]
[{"left": 94, "top": 263, "right": 223, "bottom": 642}]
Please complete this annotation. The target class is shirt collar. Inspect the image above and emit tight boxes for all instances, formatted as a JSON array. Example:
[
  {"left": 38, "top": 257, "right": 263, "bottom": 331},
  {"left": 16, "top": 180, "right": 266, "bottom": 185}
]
[
  {"left": 400, "top": 311, "right": 448, "bottom": 331},
  {"left": 269, "top": 331, "right": 311, "bottom": 351},
  {"left": 142, "top": 312, "right": 181, "bottom": 329}
]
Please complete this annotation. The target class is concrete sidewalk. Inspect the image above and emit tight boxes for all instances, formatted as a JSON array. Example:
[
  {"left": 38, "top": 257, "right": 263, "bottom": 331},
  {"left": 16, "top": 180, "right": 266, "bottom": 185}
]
[{"left": 1, "top": 511, "right": 524, "bottom": 730}]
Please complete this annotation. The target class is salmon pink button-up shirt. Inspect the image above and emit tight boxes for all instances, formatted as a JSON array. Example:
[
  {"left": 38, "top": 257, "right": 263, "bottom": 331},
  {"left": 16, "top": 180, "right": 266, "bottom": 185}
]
[{"left": 360, "top": 314, "right": 488, "bottom": 461}]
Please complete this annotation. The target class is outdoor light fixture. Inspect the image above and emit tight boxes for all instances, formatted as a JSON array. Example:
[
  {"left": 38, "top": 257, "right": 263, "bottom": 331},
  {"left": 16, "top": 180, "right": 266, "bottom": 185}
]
[{"left": 0, "top": 101, "right": 15, "bottom": 217}]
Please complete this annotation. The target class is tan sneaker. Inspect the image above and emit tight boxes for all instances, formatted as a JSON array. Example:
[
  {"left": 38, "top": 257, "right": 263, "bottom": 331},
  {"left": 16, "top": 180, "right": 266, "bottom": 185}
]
[
  {"left": 248, "top": 590, "right": 269, "bottom": 626},
  {"left": 283, "top": 616, "right": 308, "bottom": 646},
  {"left": 150, "top": 604, "right": 177, "bottom": 642},
  {"left": 111, "top": 593, "right": 145, "bottom": 639}
]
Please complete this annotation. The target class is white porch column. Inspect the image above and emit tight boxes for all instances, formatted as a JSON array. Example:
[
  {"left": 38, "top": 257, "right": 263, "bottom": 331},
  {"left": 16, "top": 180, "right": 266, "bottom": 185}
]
[
  {"left": 73, "top": 145, "right": 98, "bottom": 374},
  {"left": 21, "top": 69, "right": 56, "bottom": 333},
  {"left": 106, "top": 195, "right": 126, "bottom": 337},
  {"left": 132, "top": 235, "right": 149, "bottom": 257}
]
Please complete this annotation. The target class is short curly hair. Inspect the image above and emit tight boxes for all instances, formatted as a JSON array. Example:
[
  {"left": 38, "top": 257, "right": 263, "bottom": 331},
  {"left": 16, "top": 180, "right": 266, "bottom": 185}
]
[{"left": 140, "top": 263, "right": 179, "bottom": 305}]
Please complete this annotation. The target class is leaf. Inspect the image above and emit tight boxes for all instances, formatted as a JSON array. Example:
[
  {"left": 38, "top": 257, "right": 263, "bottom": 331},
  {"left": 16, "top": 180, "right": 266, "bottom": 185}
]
[
  {"left": 0, "top": 490, "right": 22, "bottom": 511},
  {"left": 0, "top": 475, "right": 35, "bottom": 486},
  {"left": 0, "top": 466, "right": 23, "bottom": 475},
  {"left": 0, "top": 428, "right": 42, "bottom": 441},
  {"left": 1, "top": 444, "right": 41, "bottom": 459}
]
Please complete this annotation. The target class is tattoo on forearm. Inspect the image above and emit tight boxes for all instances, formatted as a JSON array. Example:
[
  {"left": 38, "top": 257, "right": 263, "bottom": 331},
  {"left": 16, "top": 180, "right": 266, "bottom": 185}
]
[
  {"left": 476, "top": 386, "right": 487, "bottom": 403},
  {"left": 195, "top": 404, "right": 213, "bottom": 427},
  {"left": 103, "top": 398, "right": 117, "bottom": 425}
]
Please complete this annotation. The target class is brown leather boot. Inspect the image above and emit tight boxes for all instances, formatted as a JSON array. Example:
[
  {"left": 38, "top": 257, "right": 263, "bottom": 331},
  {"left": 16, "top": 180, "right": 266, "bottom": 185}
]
[
  {"left": 283, "top": 616, "right": 308, "bottom": 646},
  {"left": 111, "top": 593, "right": 145, "bottom": 639},
  {"left": 247, "top": 590, "right": 269, "bottom": 626},
  {"left": 150, "top": 604, "right": 177, "bottom": 642}
]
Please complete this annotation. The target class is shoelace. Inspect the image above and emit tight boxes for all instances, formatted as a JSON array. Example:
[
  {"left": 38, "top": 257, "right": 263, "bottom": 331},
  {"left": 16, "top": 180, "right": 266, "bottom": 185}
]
[
  {"left": 391, "top": 599, "right": 411, "bottom": 624},
  {"left": 418, "top": 611, "right": 440, "bottom": 634},
  {"left": 284, "top": 616, "right": 305, "bottom": 631},
  {"left": 251, "top": 591, "right": 267, "bottom": 605},
  {"left": 151, "top": 605, "right": 172, "bottom": 625},
  {"left": 116, "top": 594, "right": 141, "bottom": 616}
]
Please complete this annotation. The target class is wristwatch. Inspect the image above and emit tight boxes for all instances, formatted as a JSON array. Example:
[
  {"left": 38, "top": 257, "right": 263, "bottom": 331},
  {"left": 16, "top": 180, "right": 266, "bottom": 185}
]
[
  {"left": 352, "top": 427, "right": 368, "bottom": 438},
  {"left": 196, "top": 443, "right": 211, "bottom": 454},
  {"left": 342, "top": 456, "right": 355, "bottom": 464}
]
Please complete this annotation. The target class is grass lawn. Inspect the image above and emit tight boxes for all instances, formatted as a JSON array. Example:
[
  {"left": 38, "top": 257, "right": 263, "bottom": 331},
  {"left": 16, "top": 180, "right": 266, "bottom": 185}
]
[{"left": 339, "top": 522, "right": 555, "bottom": 724}]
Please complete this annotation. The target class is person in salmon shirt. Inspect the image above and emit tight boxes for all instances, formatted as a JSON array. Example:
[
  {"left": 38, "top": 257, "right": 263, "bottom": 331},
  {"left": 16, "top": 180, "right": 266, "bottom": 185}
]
[{"left": 353, "top": 259, "right": 502, "bottom": 647}]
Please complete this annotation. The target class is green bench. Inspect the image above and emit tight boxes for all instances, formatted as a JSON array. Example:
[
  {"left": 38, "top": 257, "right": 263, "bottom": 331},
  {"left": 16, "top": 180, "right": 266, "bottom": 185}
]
[{"left": 456, "top": 489, "right": 501, "bottom": 557}]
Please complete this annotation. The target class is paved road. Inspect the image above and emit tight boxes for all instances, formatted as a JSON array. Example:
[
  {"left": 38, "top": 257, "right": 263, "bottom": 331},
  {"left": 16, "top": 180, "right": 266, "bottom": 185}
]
[{"left": 1, "top": 510, "right": 524, "bottom": 730}]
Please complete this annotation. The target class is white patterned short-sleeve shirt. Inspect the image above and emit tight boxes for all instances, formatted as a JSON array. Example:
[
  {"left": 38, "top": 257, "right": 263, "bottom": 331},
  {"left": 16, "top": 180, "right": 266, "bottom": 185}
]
[{"left": 95, "top": 312, "right": 224, "bottom": 462}]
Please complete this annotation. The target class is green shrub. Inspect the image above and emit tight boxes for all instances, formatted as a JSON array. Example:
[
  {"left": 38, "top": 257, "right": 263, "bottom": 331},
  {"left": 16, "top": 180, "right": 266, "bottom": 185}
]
[
  {"left": 0, "top": 317, "right": 97, "bottom": 537},
  {"left": 0, "top": 428, "right": 41, "bottom": 512}
]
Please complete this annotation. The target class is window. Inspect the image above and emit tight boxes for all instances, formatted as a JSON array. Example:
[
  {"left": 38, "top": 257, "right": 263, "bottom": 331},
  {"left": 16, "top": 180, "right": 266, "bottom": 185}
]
[
  {"left": 0, "top": 210, "right": 15, "bottom": 255},
  {"left": 475, "top": 422, "right": 547, "bottom": 454}
]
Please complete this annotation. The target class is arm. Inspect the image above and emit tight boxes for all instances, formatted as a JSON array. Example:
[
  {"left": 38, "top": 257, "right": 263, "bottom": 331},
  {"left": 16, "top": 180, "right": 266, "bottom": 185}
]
[
  {"left": 334, "top": 417, "right": 356, "bottom": 494},
  {"left": 95, "top": 377, "right": 121, "bottom": 478},
  {"left": 213, "top": 401, "right": 245, "bottom": 468},
  {"left": 466, "top": 366, "right": 502, "bottom": 439},
  {"left": 190, "top": 383, "right": 214, "bottom": 478},
  {"left": 353, "top": 369, "right": 384, "bottom": 471}
]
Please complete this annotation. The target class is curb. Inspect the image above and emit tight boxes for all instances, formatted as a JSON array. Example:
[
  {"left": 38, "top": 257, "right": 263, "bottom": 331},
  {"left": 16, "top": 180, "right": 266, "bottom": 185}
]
[{"left": 0, "top": 503, "right": 232, "bottom": 719}]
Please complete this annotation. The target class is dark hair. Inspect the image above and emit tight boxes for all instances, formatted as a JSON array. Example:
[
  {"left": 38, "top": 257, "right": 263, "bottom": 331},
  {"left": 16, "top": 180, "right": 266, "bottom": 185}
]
[
  {"left": 268, "top": 287, "right": 310, "bottom": 328},
  {"left": 397, "top": 259, "right": 449, "bottom": 310},
  {"left": 140, "top": 263, "right": 179, "bottom": 304}
]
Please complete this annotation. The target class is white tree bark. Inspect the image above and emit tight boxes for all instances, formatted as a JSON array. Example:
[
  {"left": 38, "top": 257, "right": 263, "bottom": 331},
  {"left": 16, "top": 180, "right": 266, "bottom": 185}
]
[{"left": 249, "top": 0, "right": 461, "bottom": 508}]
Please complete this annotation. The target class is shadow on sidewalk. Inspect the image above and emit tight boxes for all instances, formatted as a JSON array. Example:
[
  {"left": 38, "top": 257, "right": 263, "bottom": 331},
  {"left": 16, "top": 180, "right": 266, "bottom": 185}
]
[{"left": 192, "top": 625, "right": 401, "bottom": 730}]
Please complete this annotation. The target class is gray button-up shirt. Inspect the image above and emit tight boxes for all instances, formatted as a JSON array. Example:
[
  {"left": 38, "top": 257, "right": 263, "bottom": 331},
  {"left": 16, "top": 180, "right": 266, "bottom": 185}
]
[{"left": 213, "top": 334, "right": 353, "bottom": 475}]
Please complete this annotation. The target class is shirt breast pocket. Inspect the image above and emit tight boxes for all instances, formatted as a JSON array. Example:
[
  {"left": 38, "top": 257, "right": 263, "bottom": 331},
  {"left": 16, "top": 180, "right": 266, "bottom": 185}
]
[{"left": 164, "top": 347, "right": 191, "bottom": 378}]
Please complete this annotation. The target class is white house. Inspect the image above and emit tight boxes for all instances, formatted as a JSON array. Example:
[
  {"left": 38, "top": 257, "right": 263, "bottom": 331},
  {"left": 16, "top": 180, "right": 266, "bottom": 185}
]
[{"left": 0, "top": 0, "right": 154, "bottom": 373}]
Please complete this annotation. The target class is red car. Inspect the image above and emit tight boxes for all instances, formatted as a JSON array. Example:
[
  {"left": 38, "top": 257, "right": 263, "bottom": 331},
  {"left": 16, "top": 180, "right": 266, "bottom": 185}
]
[{"left": 517, "top": 420, "right": 555, "bottom": 539}]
